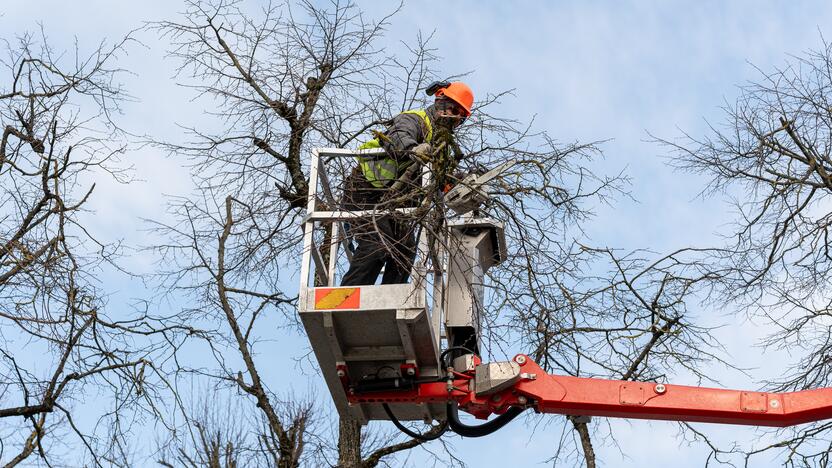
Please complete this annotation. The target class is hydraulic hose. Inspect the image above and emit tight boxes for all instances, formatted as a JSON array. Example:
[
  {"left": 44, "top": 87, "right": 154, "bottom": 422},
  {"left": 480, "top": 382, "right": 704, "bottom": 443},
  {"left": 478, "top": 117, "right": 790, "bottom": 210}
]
[
  {"left": 439, "top": 346, "right": 477, "bottom": 368},
  {"left": 446, "top": 401, "right": 524, "bottom": 438},
  {"left": 382, "top": 403, "right": 449, "bottom": 441},
  {"left": 383, "top": 346, "right": 521, "bottom": 440}
]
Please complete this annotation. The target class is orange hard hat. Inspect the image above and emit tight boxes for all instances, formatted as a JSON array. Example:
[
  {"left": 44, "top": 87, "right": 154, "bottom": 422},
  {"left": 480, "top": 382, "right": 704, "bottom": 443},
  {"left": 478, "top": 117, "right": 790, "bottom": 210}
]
[{"left": 435, "top": 81, "right": 474, "bottom": 116}]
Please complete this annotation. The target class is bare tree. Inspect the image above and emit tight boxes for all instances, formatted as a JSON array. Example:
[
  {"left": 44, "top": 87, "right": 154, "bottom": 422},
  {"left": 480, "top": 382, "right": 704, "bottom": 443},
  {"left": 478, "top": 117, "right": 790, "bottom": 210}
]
[
  {"left": 157, "top": 389, "right": 316, "bottom": 468},
  {"left": 0, "top": 3, "right": 775, "bottom": 468},
  {"left": 0, "top": 30, "right": 179, "bottom": 466},
  {"left": 659, "top": 38, "right": 832, "bottom": 466},
  {"left": 467, "top": 131, "right": 731, "bottom": 466},
  {"left": 524, "top": 246, "right": 734, "bottom": 467},
  {"left": 147, "top": 1, "right": 444, "bottom": 466},
  {"left": 144, "top": 1, "right": 733, "bottom": 468},
  {"left": 436, "top": 90, "right": 731, "bottom": 466}
]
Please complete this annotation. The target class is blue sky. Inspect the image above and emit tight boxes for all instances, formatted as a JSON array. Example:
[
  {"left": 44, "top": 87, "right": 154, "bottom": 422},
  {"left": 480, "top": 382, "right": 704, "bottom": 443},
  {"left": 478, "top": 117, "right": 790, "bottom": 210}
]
[{"left": 4, "top": 1, "right": 832, "bottom": 466}]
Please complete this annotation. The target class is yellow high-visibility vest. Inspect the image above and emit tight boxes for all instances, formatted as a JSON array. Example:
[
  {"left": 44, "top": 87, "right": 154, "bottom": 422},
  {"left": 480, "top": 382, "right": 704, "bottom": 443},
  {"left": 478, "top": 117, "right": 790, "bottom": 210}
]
[{"left": 356, "top": 109, "right": 433, "bottom": 188}]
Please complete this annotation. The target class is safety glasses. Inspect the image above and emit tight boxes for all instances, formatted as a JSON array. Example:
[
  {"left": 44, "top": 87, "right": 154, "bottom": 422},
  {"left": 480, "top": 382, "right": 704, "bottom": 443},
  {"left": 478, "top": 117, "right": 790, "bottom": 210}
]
[
  {"left": 436, "top": 98, "right": 467, "bottom": 126},
  {"left": 437, "top": 98, "right": 466, "bottom": 117}
]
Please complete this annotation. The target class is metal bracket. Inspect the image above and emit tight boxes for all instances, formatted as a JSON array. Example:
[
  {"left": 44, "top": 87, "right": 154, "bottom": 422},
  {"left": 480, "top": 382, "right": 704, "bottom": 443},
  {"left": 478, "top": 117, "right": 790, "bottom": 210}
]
[
  {"left": 452, "top": 354, "right": 477, "bottom": 373},
  {"left": 474, "top": 361, "right": 521, "bottom": 396}
]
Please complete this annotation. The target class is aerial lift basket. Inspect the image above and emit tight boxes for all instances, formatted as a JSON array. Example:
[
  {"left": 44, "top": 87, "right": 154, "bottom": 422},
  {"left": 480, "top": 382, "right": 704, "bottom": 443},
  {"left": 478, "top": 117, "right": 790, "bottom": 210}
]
[
  {"left": 298, "top": 147, "right": 509, "bottom": 423},
  {"left": 297, "top": 148, "right": 445, "bottom": 423}
]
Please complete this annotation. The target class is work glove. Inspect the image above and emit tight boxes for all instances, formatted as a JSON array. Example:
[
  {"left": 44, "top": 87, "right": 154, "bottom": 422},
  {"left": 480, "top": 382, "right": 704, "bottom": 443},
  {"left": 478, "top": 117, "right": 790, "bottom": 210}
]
[{"left": 410, "top": 143, "right": 432, "bottom": 162}]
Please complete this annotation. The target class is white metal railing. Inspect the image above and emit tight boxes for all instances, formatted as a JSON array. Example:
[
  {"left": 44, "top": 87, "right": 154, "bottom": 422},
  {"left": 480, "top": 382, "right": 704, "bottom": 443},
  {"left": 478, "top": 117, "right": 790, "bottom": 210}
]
[{"left": 298, "top": 148, "right": 445, "bottom": 340}]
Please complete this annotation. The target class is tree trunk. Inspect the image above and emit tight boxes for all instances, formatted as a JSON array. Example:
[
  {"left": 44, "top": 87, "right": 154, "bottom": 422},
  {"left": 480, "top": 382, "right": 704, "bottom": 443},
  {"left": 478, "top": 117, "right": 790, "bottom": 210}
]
[
  {"left": 571, "top": 419, "right": 596, "bottom": 468},
  {"left": 337, "top": 419, "right": 363, "bottom": 468}
]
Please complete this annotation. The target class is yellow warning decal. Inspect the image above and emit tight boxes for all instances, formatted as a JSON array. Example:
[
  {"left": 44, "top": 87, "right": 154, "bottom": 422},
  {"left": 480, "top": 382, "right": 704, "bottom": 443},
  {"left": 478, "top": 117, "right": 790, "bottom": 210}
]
[{"left": 314, "top": 287, "right": 360, "bottom": 310}]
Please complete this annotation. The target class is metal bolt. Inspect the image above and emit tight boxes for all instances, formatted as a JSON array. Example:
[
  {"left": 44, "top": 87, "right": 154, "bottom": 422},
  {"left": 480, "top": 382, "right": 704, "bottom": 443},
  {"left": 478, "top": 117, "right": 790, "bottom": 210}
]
[
  {"left": 654, "top": 384, "right": 666, "bottom": 394},
  {"left": 515, "top": 355, "right": 527, "bottom": 365},
  {"left": 770, "top": 400, "right": 780, "bottom": 408},
  {"left": 336, "top": 369, "right": 346, "bottom": 378},
  {"left": 406, "top": 367, "right": 416, "bottom": 376},
  {"left": 517, "top": 395, "right": 528, "bottom": 405}
]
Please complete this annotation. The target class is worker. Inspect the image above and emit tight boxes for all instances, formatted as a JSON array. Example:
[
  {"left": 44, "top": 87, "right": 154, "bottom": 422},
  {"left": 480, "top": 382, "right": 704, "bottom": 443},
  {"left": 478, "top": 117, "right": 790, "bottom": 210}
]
[{"left": 340, "top": 81, "right": 474, "bottom": 286}]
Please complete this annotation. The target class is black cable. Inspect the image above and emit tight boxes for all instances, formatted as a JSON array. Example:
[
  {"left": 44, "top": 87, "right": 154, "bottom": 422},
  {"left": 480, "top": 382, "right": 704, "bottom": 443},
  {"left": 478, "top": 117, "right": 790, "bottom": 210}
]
[
  {"left": 446, "top": 401, "right": 524, "bottom": 438},
  {"left": 380, "top": 347, "right": 520, "bottom": 439},
  {"left": 382, "top": 403, "right": 449, "bottom": 441}
]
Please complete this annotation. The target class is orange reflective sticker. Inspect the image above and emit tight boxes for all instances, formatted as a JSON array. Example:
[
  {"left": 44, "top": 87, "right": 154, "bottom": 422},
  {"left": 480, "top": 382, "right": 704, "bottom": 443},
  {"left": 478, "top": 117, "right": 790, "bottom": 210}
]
[{"left": 314, "top": 287, "right": 360, "bottom": 310}]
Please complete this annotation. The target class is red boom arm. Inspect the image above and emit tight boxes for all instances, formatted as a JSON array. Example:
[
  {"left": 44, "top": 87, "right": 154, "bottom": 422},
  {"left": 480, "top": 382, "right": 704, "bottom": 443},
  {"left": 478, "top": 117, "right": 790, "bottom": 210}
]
[{"left": 348, "top": 354, "right": 832, "bottom": 427}]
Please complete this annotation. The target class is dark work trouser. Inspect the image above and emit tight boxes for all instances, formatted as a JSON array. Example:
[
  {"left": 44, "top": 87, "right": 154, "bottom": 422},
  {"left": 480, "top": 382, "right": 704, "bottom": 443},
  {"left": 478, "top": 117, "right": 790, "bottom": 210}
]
[{"left": 340, "top": 184, "right": 417, "bottom": 286}]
